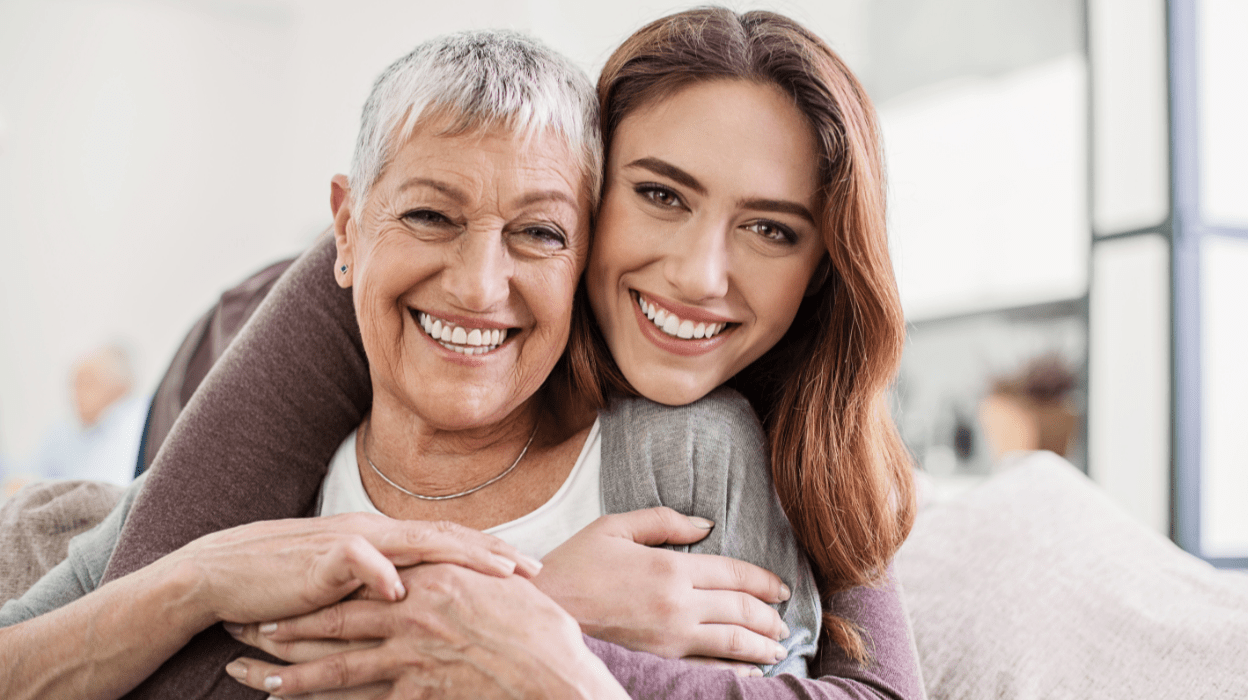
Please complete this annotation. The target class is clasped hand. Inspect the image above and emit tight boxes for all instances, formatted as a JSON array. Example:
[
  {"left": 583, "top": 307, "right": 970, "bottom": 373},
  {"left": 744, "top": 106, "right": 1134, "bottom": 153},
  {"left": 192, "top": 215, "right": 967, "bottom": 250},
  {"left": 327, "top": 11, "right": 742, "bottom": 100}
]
[{"left": 157, "top": 512, "right": 541, "bottom": 630}]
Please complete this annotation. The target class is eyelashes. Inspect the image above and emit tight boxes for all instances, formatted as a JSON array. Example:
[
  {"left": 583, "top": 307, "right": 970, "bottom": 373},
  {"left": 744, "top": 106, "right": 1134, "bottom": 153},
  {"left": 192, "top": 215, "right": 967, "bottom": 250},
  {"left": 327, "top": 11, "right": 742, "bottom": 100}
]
[{"left": 635, "top": 183, "right": 684, "bottom": 209}]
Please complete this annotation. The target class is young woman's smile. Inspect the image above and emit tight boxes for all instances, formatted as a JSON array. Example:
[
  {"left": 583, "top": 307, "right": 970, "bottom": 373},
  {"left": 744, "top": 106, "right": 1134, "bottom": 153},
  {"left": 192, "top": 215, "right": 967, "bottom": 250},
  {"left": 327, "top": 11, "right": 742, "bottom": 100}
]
[{"left": 587, "top": 79, "right": 827, "bottom": 406}]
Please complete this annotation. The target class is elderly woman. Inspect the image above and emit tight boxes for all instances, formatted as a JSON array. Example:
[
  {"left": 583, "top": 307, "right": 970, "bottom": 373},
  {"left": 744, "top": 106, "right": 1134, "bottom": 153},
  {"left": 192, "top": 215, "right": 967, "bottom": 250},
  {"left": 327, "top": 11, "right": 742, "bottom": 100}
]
[{"left": 0, "top": 28, "right": 818, "bottom": 700}]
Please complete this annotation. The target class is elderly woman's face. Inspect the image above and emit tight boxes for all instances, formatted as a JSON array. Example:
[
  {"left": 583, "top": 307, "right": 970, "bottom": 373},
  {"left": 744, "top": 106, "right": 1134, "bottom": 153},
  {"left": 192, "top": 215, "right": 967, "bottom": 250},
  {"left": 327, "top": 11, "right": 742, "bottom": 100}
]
[
  {"left": 587, "top": 79, "right": 826, "bottom": 406},
  {"left": 333, "top": 120, "right": 589, "bottom": 431}
]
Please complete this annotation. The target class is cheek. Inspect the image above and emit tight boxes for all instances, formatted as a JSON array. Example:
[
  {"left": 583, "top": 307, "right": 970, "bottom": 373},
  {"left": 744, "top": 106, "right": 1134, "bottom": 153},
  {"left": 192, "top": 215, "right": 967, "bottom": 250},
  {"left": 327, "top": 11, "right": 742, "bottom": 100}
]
[{"left": 755, "top": 263, "right": 815, "bottom": 341}]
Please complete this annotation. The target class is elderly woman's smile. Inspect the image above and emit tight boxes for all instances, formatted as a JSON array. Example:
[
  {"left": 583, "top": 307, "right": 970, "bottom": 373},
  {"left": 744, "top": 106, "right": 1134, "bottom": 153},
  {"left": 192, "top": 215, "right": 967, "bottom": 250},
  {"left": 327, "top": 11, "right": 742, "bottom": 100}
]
[{"left": 332, "top": 116, "right": 591, "bottom": 437}]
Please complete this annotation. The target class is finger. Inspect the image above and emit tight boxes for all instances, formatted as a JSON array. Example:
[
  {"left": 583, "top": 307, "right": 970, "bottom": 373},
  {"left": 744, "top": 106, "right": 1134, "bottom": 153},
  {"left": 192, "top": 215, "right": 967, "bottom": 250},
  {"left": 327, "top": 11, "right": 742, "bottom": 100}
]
[
  {"left": 685, "top": 553, "right": 790, "bottom": 604},
  {"left": 261, "top": 601, "right": 396, "bottom": 643},
  {"left": 694, "top": 590, "right": 788, "bottom": 641},
  {"left": 599, "top": 507, "right": 715, "bottom": 547},
  {"left": 225, "top": 656, "right": 289, "bottom": 694},
  {"left": 370, "top": 519, "right": 543, "bottom": 578},
  {"left": 686, "top": 624, "right": 790, "bottom": 666},
  {"left": 323, "top": 535, "right": 406, "bottom": 602},
  {"left": 245, "top": 646, "right": 400, "bottom": 697},
  {"left": 225, "top": 622, "right": 381, "bottom": 663},
  {"left": 682, "top": 656, "right": 764, "bottom": 678},
  {"left": 225, "top": 656, "right": 389, "bottom": 698}
]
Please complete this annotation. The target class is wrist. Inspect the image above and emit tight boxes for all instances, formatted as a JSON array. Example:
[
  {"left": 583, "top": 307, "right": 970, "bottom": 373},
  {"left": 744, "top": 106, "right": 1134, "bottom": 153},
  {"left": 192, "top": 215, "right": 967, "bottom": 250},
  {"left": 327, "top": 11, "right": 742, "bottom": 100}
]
[{"left": 146, "top": 555, "right": 219, "bottom": 633}]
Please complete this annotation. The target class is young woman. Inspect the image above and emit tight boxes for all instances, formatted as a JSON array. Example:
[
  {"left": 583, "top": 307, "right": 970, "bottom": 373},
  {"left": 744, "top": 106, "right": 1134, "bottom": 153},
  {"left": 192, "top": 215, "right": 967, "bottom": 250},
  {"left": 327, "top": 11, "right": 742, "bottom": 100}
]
[{"left": 60, "top": 7, "right": 918, "bottom": 699}]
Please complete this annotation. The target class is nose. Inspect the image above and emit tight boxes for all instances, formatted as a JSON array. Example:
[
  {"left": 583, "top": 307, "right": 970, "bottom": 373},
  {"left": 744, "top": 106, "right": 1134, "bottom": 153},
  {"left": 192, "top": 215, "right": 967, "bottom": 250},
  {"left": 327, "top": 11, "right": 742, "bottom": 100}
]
[
  {"left": 663, "top": 217, "right": 730, "bottom": 301},
  {"left": 443, "top": 231, "right": 513, "bottom": 311}
]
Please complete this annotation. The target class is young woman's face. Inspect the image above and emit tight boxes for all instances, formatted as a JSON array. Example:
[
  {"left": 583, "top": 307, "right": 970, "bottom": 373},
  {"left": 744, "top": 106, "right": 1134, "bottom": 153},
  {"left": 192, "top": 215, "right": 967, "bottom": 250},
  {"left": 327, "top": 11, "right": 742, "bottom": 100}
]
[{"left": 587, "top": 79, "right": 827, "bottom": 406}]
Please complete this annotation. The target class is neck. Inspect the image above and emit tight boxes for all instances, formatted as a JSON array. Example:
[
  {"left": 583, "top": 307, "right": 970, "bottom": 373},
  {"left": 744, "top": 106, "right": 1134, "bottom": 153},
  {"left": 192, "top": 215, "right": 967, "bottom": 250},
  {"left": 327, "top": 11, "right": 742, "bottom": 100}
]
[{"left": 363, "top": 392, "right": 546, "bottom": 498}]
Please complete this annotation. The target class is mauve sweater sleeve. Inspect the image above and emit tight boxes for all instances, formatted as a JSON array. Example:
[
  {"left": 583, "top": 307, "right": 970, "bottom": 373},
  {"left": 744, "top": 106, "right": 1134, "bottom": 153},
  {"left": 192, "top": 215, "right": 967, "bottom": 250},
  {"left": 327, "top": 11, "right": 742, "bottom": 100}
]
[
  {"left": 102, "top": 234, "right": 369, "bottom": 584},
  {"left": 586, "top": 567, "right": 927, "bottom": 700}
]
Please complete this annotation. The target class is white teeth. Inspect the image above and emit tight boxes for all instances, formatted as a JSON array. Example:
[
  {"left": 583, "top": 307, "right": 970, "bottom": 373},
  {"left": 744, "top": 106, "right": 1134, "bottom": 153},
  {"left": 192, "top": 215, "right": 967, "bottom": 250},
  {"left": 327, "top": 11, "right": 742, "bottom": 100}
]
[
  {"left": 417, "top": 312, "right": 508, "bottom": 354},
  {"left": 635, "top": 294, "right": 731, "bottom": 341}
]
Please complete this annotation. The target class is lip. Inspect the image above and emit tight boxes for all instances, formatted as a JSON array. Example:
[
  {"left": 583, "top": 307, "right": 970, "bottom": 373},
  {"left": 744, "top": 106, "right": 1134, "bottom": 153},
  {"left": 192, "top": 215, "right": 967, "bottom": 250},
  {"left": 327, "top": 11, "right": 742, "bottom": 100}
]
[
  {"left": 634, "top": 291, "right": 735, "bottom": 325},
  {"left": 629, "top": 292, "right": 734, "bottom": 357},
  {"left": 411, "top": 308, "right": 515, "bottom": 331}
]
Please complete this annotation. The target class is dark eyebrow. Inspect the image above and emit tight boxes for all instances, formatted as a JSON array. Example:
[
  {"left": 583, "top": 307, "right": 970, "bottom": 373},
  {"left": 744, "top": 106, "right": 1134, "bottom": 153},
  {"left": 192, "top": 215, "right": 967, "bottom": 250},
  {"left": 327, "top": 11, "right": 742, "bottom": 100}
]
[
  {"left": 623, "top": 157, "right": 707, "bottom": 196},
  {"left": 737, "top": 198, "right": 818, "bottom": 226},
  {"left": 398, "top": 177, "right": 467, "bottom": 204}
]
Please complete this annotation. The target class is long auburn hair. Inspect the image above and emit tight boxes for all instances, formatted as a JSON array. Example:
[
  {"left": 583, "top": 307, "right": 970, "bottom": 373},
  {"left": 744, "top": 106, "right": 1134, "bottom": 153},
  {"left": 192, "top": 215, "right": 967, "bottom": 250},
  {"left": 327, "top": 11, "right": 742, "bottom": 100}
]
[{"left": 562, "top": 7, "right": 916, "bottom": 663}]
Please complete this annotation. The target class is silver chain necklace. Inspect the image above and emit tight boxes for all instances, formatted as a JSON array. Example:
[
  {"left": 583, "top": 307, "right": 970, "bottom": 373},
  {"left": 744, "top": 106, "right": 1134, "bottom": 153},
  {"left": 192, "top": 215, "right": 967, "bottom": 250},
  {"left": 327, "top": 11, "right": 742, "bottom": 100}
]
[{"left": 361, "top": 418, "right": 539, "bottom": 501}]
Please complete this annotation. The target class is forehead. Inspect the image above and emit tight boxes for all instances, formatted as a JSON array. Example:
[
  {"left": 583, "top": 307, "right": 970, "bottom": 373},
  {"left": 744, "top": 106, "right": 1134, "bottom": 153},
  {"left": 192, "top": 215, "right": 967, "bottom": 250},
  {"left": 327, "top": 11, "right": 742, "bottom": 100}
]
[
  {"left": 610, "top": 79, "right": 821, "bottom": 199},
  {"left": 378, "top": 120, "right": 588, "bottom": 210}
]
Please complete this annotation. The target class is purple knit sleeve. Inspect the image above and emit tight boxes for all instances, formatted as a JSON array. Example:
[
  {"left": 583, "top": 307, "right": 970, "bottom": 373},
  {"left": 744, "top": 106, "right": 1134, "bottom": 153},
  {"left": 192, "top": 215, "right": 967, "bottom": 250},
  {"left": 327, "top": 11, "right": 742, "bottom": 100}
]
[
  {"left": 102, "top": 234, "right": 370, "bottom": 583},
  {"left": 586, "top": 567, "right": 926, "bottom": 700}
]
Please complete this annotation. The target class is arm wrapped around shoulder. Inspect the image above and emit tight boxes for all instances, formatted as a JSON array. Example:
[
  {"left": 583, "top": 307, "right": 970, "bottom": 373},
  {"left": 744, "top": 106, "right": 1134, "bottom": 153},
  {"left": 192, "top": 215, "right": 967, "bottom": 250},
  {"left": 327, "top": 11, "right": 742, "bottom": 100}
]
[{"left": 599, "top": 386, "right": 822, "bottom": 677}]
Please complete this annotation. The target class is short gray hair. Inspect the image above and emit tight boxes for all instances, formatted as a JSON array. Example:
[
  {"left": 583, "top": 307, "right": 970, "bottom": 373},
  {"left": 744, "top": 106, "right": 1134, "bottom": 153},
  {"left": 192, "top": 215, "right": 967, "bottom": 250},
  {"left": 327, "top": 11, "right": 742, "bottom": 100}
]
[{"left": 350, "top": 30, "right": 602, "bottom": 210}]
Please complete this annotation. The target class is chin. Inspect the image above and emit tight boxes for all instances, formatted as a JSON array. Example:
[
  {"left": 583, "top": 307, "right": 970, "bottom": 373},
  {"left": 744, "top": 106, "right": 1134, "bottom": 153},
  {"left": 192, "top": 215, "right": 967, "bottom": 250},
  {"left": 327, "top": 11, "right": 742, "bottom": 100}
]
[{"left": 628, "top": 372, "right": 717, "bottom": 407}]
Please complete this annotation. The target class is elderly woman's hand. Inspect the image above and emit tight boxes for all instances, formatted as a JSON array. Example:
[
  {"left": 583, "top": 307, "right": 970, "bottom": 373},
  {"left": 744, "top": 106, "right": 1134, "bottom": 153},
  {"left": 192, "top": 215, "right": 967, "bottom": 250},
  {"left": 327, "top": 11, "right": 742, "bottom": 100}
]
[
  {"left": 160, "top": 513, "right": 541, "bottom": 629},
  {"left": 533, "top": 507, "right": 793, "bottom": 668},
  {"left": 224, "top": 563, "right": 629, "bottom": 700}
]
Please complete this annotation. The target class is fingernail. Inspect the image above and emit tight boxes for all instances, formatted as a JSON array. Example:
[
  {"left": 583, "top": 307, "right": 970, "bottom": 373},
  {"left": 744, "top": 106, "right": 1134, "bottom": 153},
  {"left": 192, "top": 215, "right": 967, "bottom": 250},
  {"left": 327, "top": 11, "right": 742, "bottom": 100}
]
[
  {"left": 780, "top": 621, "right": 791, "bottom": 639},
  {"left": 774, "top": 645, "right": 788, "bottom": 663},
  {"left": 222, "top": 622, "right": 244, "bottom": 637},
  {"left": 393, "top": 579, "right": 407, "bottom": 600},
  {"left": 518, "top": 553, "right": 543, "bottom": 573},
  {"left": 259, "top": 622, "right": 278, "bottom": 635},
  {"left": 490, "top": 554, "right": 518, "bottom": 574},
  {"left": 225, "top": 660, "right": 247, "bottom": 680},
  {"left": 264, "top": 675, "right": 282, "bottom": 692},
  {"left": 688, "top": 516, "right": 714, "bottom": 529},
  {"left": 749, "top": 666, "right": 764, "bottom": 677},
  {"left": 778, "top": 583, "right": 791, "bottom": 601}
]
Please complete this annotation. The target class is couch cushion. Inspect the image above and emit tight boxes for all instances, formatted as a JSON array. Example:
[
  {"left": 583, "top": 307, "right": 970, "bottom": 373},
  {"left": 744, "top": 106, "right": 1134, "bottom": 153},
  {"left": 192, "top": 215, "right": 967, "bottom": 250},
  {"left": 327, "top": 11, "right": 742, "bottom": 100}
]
[{"left": 897, "top": 451, "right": 1248, "bottom": 700}]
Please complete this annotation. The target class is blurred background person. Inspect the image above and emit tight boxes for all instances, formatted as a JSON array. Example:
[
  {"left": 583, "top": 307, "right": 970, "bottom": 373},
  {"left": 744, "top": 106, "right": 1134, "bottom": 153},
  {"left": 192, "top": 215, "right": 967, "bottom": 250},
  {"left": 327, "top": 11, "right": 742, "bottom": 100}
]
[{"left": 3, "top": 345, "right": 145, "bottom": 494}]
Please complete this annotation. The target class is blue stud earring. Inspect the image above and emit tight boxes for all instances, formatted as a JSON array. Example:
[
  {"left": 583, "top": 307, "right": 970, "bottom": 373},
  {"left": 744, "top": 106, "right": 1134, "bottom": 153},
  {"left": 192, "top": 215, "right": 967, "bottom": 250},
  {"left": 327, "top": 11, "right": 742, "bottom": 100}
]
[{"left": 340, "top": 264, "right": 348, "bottom": 273}]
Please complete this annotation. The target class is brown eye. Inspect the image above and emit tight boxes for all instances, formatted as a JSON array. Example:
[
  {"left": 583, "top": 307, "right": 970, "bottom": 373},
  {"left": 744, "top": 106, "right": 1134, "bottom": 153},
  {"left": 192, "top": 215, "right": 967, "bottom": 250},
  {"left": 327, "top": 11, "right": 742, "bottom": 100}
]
[
  {"left": 744, "top": 220, "right": 798, "bottom": 245},
  {"left": 636, "top": 184, "right": 684, "bottom": 209}
]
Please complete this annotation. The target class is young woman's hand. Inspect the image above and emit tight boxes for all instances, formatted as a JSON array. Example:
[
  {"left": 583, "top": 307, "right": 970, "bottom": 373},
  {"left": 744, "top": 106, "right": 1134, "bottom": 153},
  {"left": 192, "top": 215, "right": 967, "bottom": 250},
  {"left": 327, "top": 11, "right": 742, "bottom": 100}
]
[
  {"left": 159, "top": 512, "right": 541, "bottom": 628},
  {"left": 223, "top": 563, "right": 629, "bottom": 700},
  {"left": 533, "top": 507, "right": 793, "bottom": 666}
]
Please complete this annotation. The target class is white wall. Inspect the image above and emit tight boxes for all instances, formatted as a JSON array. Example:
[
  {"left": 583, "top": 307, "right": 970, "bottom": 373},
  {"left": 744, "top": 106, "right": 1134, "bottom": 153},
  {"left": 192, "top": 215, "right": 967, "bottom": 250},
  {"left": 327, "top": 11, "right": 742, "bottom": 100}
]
[{"left": 884, "top": 54, "right": 1089, "bottom": 321}]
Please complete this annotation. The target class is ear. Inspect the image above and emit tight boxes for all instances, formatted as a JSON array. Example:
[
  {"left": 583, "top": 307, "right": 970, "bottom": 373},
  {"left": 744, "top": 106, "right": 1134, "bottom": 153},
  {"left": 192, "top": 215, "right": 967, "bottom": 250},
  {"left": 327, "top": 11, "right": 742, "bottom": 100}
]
[
  {"left": 804, "top": 256, "right": 831, "bottom": 298},
  {"left": 330, "top": 174, "right": 356, "bottom": 289}
]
